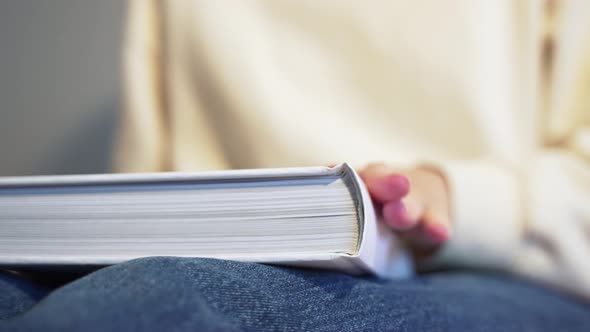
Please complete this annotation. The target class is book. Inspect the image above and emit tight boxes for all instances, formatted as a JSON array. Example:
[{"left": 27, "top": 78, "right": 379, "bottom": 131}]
[{"left": 0, "top": 163, "right": 412, "bottom": 278}]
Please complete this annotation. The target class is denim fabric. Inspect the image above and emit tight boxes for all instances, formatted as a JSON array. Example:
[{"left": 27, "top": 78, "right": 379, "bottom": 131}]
[
  {"left": 1, "top": 257, "right": 589, "bottom": 332},
  {"left": 0, "top": 272, "right": 49, "bottom": 321}
]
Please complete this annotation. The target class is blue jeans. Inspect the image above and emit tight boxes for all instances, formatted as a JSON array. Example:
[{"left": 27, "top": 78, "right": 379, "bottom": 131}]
[{"left": 1, "top": 257, "right": 589, "bottom": 331}]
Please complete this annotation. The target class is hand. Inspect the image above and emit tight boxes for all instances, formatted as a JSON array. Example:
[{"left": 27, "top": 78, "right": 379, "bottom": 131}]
[{"left": 358, "top": 163, "right": 452, "bottom": 255}]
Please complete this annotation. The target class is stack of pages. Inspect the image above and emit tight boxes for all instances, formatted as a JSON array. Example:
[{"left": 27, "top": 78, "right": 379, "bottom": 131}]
[{"left": 0, "top": 163, "right": 411, "bottom": 278}]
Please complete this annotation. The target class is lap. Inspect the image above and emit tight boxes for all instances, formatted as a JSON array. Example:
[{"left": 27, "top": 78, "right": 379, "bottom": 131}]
[
  {"left": 2, "top": 257, "right": 589, "bottom": 331},
  {"left": 0, "top": 271, "right": 49, "bottom": 322}
]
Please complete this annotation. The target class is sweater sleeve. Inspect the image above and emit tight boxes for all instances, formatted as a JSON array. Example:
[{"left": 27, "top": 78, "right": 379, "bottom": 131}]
[
  {"left": 431, "top": 132, "right": 590, "bottom": 299},
  {"left": 429, "top": 0, "right": 590, "bottom": 299}
]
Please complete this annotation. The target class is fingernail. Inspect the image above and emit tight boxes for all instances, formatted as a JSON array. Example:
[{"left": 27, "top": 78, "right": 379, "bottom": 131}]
[
  {"left": 386, "top": 174, "right": 410, "bottom": 196},
  {"left": 426, "top": 223, "right": 451, "bottom": 242},
  {"left": 383, "top": 202, "right": 414, "bottom": 229}
]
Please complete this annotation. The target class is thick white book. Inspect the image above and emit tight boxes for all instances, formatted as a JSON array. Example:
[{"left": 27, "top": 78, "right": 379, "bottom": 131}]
[{"left": 0, "top": 163, "right": 412, "bottom": 278}]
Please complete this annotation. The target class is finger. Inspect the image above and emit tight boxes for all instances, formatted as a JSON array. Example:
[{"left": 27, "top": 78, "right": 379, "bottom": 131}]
[
  {"left": 382, "top": 197, "right": 423, "bottom": 231},
  {"left": 360, "top": 164, "right": 410, "bottom": 203},
  {"left": 401, "top": 210, "right": 451, "bottom": 252},
  {"left": 421, "top": 210, "right": 452, "bottom": 243},
  {"left": 381, "top": 172, "right": 425, "bottom": 231},
  {"left": 404, "top": 168, "right": 452, "bottom": 246},
  {"left": 400, "top": 221, "right": 444, "bottom": 253},
  {"left": 420, "top": 183, "right": 452, "bottom": 243},
  {"left": 382, "top": 178, "right": 450, "bottom": 248}
]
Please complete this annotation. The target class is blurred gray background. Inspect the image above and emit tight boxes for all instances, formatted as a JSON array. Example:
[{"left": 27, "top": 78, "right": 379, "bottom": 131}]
[{"left": 0, "top": 1, "right": 125, "bottom": 176}]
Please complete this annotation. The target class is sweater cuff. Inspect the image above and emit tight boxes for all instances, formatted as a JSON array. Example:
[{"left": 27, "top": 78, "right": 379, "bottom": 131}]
[{"left": 426, "top": 160, "right": 522, "bottom": 270}]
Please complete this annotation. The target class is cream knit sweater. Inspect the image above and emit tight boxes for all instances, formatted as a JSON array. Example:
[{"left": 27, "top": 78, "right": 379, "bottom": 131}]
[{"left": 116, "top": 0, "right": 590, "bottom": 299}]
